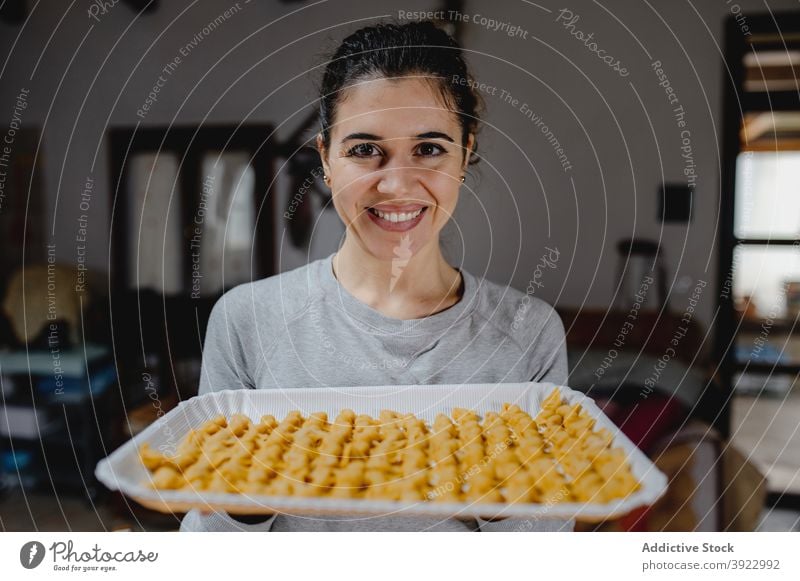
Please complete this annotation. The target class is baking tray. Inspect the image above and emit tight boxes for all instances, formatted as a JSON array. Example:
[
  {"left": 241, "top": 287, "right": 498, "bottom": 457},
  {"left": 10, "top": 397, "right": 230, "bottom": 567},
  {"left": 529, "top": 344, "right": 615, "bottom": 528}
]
[{"left": 95, "top": 382, "right": 668, "bottom": 522}]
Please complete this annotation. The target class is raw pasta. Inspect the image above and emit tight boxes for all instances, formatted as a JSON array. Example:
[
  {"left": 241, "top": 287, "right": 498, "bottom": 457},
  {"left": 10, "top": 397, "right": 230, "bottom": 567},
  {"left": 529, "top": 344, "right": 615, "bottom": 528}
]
[{"left": 138, "top": 388, "right": 640, "bottom": 505}]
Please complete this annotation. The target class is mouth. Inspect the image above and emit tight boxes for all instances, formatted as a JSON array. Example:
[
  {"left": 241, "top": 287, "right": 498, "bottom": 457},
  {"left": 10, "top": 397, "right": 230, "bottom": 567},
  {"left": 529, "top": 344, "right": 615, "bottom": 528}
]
[{"left": 366, "top": 204, "right": 429, "bottom": 232}]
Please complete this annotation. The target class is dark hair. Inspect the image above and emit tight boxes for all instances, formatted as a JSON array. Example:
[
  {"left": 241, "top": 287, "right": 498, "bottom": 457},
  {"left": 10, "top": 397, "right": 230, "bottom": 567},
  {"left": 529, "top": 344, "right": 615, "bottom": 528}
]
[{"left": 318, "top": 21, "right": 482, "bottom": 163}]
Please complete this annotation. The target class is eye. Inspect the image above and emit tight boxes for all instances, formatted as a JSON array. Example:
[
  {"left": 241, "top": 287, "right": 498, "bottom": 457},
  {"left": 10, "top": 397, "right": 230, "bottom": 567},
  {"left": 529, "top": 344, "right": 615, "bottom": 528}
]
[
  {"left": 346, "top": 143, "right": 382, "bottom": 158},
  {"left": 415, "top": 142, "right": 446, "bottom": 157}
]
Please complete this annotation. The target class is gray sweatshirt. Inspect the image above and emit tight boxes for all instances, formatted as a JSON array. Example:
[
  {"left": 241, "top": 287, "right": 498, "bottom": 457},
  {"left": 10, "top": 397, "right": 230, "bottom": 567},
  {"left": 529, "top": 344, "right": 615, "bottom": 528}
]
[{"left": 180, "top": 253, "right": 573, "bottom": 532}]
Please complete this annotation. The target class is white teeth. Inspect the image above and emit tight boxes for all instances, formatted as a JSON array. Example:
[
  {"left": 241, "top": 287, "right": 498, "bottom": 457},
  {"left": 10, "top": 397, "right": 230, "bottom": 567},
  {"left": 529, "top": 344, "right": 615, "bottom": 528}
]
[{"left": 372, "top": 208, "right": 424, "bottom": 222}]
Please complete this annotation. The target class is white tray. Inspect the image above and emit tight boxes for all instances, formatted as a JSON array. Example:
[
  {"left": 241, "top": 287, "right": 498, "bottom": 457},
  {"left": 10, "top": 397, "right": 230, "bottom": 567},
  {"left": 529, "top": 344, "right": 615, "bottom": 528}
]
[{"left": 95, "top": 382, "right": 668, "bottom": 522}]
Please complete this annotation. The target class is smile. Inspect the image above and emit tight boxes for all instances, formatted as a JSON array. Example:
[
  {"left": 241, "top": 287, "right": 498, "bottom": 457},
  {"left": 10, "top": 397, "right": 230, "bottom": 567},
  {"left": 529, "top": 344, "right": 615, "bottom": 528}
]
[
  {"left": 366, "top": 205, "right": 428, "bottom": 232},
  {"left": 369, "top": 207, "right": 424, "bottom": 222}
]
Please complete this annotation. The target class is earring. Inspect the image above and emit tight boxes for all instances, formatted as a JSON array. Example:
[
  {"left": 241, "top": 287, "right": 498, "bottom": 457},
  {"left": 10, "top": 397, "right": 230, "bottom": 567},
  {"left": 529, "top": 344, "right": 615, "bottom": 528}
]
[
  {"left": 323, "top": 174, "right": 330, "bottom": 185},
  {"left": 460, "top": 175, "right": 465, "bottom": 183}
]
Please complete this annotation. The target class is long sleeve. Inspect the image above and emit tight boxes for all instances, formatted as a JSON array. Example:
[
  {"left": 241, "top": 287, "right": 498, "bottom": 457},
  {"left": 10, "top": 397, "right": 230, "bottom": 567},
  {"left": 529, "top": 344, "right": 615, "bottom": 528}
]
[
  {"left": 198, "top": 291, "right": 256, "bottom": 394},
  {"left": 529, "top": 304, "right": 569, "bottom": 385}
]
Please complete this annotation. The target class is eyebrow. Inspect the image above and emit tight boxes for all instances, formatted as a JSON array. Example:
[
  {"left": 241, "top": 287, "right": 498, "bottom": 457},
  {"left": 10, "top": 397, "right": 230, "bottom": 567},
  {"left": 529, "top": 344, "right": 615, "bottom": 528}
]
[{"left": 341, "top": 131, "right": 455, "bottom": 143}]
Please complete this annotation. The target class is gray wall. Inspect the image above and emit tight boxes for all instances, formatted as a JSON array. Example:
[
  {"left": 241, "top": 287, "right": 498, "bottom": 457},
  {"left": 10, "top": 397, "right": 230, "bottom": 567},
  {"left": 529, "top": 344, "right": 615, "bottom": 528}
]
[{"left": 1, "top": 0, "right": 796, "bottom": 327}]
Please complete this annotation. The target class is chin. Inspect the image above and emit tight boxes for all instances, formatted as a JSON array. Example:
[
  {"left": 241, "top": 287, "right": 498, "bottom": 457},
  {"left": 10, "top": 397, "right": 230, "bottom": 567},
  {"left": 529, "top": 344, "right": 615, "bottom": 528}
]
[{"left": 361, "top": 233, "right": 426, "bottom": 263}]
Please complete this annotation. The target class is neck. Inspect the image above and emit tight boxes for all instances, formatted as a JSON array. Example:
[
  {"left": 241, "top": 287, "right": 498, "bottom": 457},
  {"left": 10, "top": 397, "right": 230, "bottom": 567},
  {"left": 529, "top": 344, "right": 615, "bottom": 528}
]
[{"left": 332, "top": 236, "right": 463, "bottom": 320}]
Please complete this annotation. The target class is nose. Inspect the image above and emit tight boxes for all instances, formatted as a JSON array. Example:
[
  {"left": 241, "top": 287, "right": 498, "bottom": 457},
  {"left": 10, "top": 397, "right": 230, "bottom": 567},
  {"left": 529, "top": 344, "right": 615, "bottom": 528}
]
[{"left": 375, "top": 166, "right": 417, "bottom": 197}]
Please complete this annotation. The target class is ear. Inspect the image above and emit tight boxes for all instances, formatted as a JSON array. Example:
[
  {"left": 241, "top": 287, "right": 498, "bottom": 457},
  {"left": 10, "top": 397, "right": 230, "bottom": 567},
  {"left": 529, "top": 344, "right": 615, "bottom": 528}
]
[
  {"left": 316, "top": 133, "right": 331, "bottom": 176},
  {"left": 462, "top": 133, "right": 475, "bottom": 170}
]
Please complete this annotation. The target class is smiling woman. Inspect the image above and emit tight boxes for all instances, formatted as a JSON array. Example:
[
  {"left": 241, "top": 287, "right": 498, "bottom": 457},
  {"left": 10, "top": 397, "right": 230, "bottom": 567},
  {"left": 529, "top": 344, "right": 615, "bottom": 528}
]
[
  {"left": 181, "top": 21, "right": 571, "bottom": 533},
  {"left": 314, "top": 22, "right": 484, "bottom": 319}
]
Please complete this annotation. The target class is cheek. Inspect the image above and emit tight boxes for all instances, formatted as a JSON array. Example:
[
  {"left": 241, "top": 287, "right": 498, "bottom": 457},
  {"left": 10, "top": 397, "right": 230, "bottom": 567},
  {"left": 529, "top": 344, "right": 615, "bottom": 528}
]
[
  {"left": 429, "top": 177, "right": 460, "bottom": 219},
  {"left": 331, "top": 177, "right": 372, "bottom": 223},
  {"left": 333, "top": 165, "right": 371, "bottom": 198},
  {"left": 332, "top": 193, "right": 359, "bottom": 226}
]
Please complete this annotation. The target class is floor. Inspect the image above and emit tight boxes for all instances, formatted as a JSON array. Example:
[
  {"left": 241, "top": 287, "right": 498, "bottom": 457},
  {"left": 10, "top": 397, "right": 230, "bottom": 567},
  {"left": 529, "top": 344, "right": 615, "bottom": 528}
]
[{"left": 731, "top": 391, "right": 800, "bottom": 495}]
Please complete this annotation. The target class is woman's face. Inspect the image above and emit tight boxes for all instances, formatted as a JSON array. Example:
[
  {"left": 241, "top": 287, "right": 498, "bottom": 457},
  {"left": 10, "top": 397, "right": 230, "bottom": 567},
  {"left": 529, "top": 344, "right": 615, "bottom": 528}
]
[{"left": 319, "top": 76, "right": 473, "bottom": 262}]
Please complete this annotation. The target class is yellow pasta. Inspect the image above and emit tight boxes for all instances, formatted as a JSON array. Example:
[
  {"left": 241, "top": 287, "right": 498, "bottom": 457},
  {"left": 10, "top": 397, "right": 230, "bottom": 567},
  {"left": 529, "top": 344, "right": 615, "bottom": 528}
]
[{"left": 139, "top": 388, "right": 641, "bottom": 505}]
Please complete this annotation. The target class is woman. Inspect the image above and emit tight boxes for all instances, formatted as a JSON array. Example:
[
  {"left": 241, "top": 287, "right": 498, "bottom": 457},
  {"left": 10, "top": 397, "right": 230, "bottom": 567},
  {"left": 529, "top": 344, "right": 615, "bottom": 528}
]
[{"left": 181, "top": 21, "right": 571, "bottom": 532}]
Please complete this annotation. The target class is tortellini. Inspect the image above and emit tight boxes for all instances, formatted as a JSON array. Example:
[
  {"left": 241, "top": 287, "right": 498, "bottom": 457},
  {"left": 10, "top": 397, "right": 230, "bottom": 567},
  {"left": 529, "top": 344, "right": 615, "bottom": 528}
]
[{"left": 138, "top": 388, "right": 640, "bottom": 505}]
